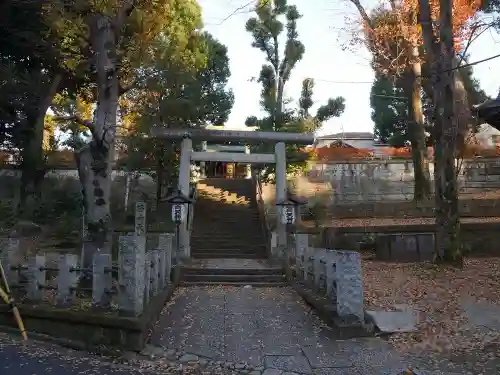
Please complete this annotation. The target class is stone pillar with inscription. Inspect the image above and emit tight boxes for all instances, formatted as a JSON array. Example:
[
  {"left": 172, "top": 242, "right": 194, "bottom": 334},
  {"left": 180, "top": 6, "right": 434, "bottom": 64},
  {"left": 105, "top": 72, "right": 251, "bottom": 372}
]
[
  {"left": 134, "top": 201, "right": 147, "bottom": 258},
  {"left": 178, "top": 136, "right": 192, "bottom": 260}
]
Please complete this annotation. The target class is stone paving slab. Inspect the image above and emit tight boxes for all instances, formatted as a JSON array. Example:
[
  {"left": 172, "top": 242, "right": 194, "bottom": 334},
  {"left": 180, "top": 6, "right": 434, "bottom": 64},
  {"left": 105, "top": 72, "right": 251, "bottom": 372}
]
[
  {"left": 366, "top": 310, "right": 418, "bottom": 333},
  {"left": 150, "top": 286, "right": 470, "bottom": 375}
]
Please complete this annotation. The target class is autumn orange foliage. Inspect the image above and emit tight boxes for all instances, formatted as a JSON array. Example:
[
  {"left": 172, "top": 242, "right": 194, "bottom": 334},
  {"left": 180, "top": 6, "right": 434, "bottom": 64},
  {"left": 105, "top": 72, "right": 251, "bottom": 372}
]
[
  {"left": 312, "top": 146, "right": 373, "bottom": 161},
  {"left": 361, "top": 0, "right": 481, "bottom": 75},
  {"left": 312, "top": 144, "right": 500, "bottom": 161}
]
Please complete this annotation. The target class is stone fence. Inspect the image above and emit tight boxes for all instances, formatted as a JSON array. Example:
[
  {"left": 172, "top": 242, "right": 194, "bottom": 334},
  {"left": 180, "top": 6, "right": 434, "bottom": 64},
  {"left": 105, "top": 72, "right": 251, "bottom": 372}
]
[
  {"left": 270, "top": 232, "right": 364, "bottom": 325},
  {"left": 298, "top": 158, "right": 500, "bottom": 203},
  {"left": 0, "top": 234, "right": 174, "bottom": 315},
  {"left": 0, "top": 201, "right": 176, "bottom": 316}
]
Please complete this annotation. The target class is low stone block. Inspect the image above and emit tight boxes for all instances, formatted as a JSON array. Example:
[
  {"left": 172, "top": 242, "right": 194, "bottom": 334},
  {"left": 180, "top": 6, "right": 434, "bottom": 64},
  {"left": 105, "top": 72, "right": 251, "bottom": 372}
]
[
  {"left": 365, "top": 310, "right": 417, "bottom": 333},
  {"left": 376, "top": 233, "right": 434, "bottom": 262}
]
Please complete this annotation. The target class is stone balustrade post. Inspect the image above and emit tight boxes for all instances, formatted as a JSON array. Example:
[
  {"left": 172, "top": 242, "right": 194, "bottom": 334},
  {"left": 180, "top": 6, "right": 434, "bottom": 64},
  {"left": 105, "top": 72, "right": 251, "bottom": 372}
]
[
  {"left": 336, "top": 251, "right": 364, "bottom": 322},
  {"left": 56, "top": 254, "right": 79, "bottom": 306},
  {"left": 26, "top": 255, "right": 45, "bottom": 301},
  {"left": 295, "top": 234, "right": 308, "bottom": 279},
  {"left": 144, "top": 251, "right": 151, "bottom": 304},
  {"left": 0, "top": 238, "right": 19, "bottom": 286},
  {"left": 92, "top": 253, "right": 112, "bottom": 308},
  {"left": 119, "top": 235, "right": 145, "bottom": 316},
  {"left": 158, "top": 233, "right": 173, "bottom": 285},
  {"left": 151, "top": 250, "right": 160, "bottom": 296}
]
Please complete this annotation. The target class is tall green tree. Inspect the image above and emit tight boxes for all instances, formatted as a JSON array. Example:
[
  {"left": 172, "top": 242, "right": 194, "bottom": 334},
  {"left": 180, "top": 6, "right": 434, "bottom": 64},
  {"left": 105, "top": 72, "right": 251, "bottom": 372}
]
[
  {"left": 245, "top": 0, "right": 304, "bottom": 133},
  {"left": 245, "top": 0, "right": 344, "bottom": 177},
  {"left": 0, "top": 0, "right": 67, "bottom": 216},
  {"left": 46, "top": 0, "right": 206, "bottom": 272},
  {"left": 370, "top": 75, "right": 409, "bottom": 146},
  {"left": 121, "top": 31, "right": 234, "bottom": 203}
]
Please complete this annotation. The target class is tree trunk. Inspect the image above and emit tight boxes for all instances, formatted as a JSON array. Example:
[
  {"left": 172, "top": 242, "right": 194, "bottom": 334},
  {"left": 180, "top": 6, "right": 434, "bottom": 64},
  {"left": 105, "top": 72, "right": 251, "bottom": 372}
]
[
  {"left": 275, "top": 77, "right": 285, "bottom": 131},
  {"left": 18, "top": 73, "right": 63, "bottom": 218},
  {"left": 419, "top": 0, "right": 462, "bottom": 265},
  {"left": 77, "top": 15, "right": 120, "bottom": 274},
  {"left": 407, "top": 47, "right": 431, "bottom": 201},
  {"left": 436, "top": 0, "right": 461, "bottom": 265},
  {"left": 421, "top": 58, "right": 469, "bottom": 151}
]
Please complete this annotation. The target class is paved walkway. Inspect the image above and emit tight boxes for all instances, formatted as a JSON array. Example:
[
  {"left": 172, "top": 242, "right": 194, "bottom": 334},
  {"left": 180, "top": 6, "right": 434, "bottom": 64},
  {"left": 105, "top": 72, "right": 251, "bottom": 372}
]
[{"left": 148, "top": 285, "right": 465, "bottom": 375}]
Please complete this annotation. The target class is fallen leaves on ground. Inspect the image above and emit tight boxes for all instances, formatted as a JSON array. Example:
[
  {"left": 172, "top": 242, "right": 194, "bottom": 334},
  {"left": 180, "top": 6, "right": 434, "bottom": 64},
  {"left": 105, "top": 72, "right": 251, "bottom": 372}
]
[{"left": 363, "top": 256, "right": 500, "bottom": 359}]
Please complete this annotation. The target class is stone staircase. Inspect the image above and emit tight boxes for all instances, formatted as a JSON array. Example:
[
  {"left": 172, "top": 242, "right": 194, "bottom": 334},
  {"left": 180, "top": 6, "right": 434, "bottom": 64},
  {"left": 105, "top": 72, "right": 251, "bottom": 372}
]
[
  {"left": 191, "top": 178, "right": 268, "bottom": 259},
  {"left": 187, "top": 178, "right": 285, "bottom": 286},
  {"left": 181, "top": 261, "right": 286, "bottom": 286}
]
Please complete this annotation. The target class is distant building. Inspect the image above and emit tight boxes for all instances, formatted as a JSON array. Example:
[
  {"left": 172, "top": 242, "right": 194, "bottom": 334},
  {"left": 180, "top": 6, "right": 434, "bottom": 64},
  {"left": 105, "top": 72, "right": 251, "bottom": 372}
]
[
  {"left": 473, "top": 123, "right": 500, "bottom": 148},
  {"left": 313, "top": 132, "right": 390, "bottom": 157}
]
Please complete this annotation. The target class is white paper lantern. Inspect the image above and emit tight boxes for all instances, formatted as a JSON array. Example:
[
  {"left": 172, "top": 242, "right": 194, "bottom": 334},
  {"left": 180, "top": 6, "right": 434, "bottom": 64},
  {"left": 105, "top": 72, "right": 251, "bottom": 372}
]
[
  {"left": 171, "top": 204, "right": 187, "bottom": 223},
  {"left": 280, "top": 205, "right": 295, "bottom": 225}
]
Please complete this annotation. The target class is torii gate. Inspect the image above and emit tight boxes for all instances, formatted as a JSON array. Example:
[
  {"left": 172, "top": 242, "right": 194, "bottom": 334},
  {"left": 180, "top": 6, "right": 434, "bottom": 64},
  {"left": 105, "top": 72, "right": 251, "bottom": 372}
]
[{"left": 150, "top": 128, "right": 315, "bottom": 259}]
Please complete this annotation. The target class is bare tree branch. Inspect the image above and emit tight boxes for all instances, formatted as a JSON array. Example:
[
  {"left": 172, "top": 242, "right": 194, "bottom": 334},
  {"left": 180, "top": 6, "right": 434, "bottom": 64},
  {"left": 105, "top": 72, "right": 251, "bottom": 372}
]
[
  {"left": 53, "top": 115, "right": 94, "bottom": 130},
  {"left": 53, "top": 115, "right": 100, "bottom": 141}
]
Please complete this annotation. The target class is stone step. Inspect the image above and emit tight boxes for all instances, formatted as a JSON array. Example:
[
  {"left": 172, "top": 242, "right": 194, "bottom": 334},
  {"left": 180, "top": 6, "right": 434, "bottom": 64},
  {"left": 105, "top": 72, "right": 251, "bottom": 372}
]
[
  {"left": 193, "top": 214, "right": 260, "bottom": 219},
  {"left": 191, "top": 233, "right": 264, "bottom": 238},
  {"left": 192, "top": 221, "right": 261, "bottom": 227},
  {"left": 191, "top": 245, "right": 266, "bottom": 249},
  {"left": 194, "top": 208, "right": 259, "bottom": 213},
  {"left": 191, "top": 252, "right": 267, "bottom": 259},
  {"left": 191, "top": 248, "right": 267, "bottom": 254},
  {"left": 191, "top": 244, "right": 267, "bottom": 250},
  {"left": 193, "top": 218, "right": 261, "bottom": 223},
  {"left": 191, "top": 236, "right": 265, "bottom": 241},
  {"left": 192, "top": 225, "right": 262, "bottom": 229},
  {"left": 192, "top": 230, "right": 263, "bottom": 235},
  {"left": 191, "top": 231, "right": 264, "bottom": 236},
  {"left": 183, "top": 274, "right": 285, "bottom": 283},
  {"left": 195, "top": 206, "right": 256, "bottom": 211},
  {"left": 180, "top": 281, "right": 287, "bottom": 287},
  {"left": 182, "top": 267, "right": 283, "bottom": 276}
]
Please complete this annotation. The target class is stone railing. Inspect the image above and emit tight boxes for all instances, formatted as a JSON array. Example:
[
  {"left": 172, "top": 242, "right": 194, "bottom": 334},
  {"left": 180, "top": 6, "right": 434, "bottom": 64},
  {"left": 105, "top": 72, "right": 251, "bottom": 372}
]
[
  {"left": 1, "top": 202, "right": 177, "bottom": 316},
  {"left": 0, "top": 234, "right": 174, "bottom": 315},
  {"left": 271, "top": 232, "right": 364, "bottom": 325}
]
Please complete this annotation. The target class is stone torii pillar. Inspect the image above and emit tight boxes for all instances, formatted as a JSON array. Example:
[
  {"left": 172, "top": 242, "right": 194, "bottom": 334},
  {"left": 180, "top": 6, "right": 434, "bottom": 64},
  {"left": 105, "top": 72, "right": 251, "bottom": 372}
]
[
  {"left": 178, "top": 135, "right": 192, "bottom": 259},
  {"left": 275, "top": 142, "right": 287, "bottom": 251}
]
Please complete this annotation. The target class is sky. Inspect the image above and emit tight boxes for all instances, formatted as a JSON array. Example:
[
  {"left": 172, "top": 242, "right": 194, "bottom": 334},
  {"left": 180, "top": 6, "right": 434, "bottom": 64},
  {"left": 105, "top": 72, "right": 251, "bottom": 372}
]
[{"left": 198, "top": 0, "right": 500, "bottom": 136}]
